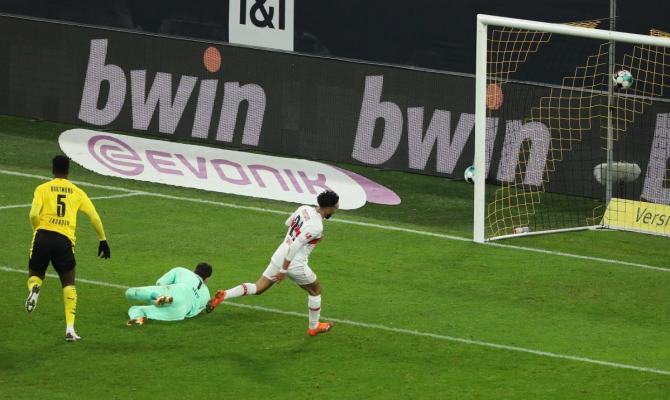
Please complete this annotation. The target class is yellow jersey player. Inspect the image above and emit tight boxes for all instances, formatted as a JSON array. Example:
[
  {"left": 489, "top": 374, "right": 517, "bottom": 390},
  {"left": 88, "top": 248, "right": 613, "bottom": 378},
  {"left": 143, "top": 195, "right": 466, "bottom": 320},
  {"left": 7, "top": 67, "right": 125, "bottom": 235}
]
[{"left": 25, "top": 155, "right": 111, "bottom": 342}]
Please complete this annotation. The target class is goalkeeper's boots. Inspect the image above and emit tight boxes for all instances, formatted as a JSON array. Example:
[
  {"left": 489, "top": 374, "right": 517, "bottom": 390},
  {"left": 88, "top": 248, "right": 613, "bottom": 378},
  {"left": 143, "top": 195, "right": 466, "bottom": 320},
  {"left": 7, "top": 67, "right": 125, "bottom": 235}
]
[
  {"left": 126, "top": 317, "right": 147, "bottom": 327},
  {"left": 155, "top": 295, "right": 173, "bottom": 306},
  {"left": 206, "top": 290, "right": 226, "bottom": 313},
  {"left": 65, "top": 331, "right": 82, "bottom": 342},
  {"left": 307, "top": 322, "right": 334, "bottom": 337},
  {"left": 25, "top": 284, "right": 41, "bottom": 313}
]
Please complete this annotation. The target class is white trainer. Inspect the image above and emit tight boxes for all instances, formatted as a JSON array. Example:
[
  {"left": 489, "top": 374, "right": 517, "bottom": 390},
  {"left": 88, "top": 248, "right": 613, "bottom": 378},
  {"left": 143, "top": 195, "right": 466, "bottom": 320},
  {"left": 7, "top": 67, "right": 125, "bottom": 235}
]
[{"left": 25, "top": 284, "right": 41, "bottom": 313}]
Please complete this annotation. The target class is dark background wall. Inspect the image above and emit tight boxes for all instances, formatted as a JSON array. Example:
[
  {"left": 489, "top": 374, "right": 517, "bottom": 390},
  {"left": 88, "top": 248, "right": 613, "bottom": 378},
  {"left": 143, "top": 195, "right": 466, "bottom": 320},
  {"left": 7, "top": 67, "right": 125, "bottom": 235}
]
[
  {"left": 1, "top": 13, "right": 667, "bottom": 204},
  {"left": 0, "top": 3, "right": 668, "bottom": 205},
  {"left": 1, "top": 0, "right": 668, "bottom": 74}
]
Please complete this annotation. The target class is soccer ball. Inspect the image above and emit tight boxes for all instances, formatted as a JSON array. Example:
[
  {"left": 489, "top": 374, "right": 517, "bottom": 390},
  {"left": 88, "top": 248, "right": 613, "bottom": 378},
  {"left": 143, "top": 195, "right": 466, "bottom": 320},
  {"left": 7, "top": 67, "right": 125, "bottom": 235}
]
[
  {"left": 613, "top": 70, "right": 633, "bottom": 89},
  {"left": 464, "top": 165, "right": 475, "bottom": 183}
]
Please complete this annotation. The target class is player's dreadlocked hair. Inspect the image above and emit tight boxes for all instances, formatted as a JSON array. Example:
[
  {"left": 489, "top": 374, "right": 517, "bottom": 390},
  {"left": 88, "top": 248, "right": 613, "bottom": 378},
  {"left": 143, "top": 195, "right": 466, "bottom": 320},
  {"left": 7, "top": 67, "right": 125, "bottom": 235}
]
[
  {"left": 194, "top": 262, "right": 213, "bottom": 279},
  {"left": 317, "top": 190, "right": 339, "bottom": 208}
]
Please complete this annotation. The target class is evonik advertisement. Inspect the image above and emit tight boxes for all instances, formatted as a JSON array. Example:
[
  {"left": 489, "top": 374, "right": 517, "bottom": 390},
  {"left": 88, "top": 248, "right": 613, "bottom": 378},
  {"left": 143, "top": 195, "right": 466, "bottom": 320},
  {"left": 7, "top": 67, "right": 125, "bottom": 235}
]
[{"left": 59, "top": 129, "right": 400, "bottom": 209}]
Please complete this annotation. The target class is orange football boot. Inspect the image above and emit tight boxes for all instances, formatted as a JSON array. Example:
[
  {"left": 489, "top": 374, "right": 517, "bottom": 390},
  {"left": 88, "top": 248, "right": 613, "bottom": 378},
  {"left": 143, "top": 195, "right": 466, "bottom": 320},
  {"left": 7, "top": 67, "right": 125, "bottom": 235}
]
[
  {"left": 307, "top": 322, "right": 334, "bottom": 336},
  {"left": 155, "top": 295, "right": 173, "bottom": 306},
  {"left": 206, "top": 290, "right": 226, "bottom": 313},
  {"left": 126, "top": 317, "right": 147, "bottom": 326}
]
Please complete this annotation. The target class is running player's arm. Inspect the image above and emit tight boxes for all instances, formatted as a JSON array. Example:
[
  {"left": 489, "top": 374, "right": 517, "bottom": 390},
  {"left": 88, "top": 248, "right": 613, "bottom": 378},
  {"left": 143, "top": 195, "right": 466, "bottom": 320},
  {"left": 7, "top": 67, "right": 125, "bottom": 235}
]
[
  {"left": 28, "top": 187, "right": 43, "bottom": 230},
  {"left": 156, "top": 268, "right": 178, "bottom": 286},
  {"left": 79, "top": 190, "right": 111, "bottom": 258},
  {"left": 278, "top": 211, "right": 300, "bottom": 270},
  {"left": 79, "top": 191, "right": 107, "bottom": 241},
  {"left": 281, "top": 227, "right": 322, "bottom": 269}
]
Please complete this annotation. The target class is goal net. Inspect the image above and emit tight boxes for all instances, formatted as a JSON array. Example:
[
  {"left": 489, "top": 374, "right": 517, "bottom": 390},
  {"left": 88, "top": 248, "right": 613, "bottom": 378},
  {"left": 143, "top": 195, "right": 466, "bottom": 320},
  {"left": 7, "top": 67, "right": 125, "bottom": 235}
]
[{"left": 473, "top": 15, "right": 670, "bottom": 242}]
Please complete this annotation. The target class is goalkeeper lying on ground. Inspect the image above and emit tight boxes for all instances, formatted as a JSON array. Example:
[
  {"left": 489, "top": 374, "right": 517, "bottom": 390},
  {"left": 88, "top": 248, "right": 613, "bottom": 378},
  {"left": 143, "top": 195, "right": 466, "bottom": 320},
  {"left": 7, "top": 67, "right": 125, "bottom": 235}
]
[{"left": 125, "top": 263, "right": 212, "bottom": 326}]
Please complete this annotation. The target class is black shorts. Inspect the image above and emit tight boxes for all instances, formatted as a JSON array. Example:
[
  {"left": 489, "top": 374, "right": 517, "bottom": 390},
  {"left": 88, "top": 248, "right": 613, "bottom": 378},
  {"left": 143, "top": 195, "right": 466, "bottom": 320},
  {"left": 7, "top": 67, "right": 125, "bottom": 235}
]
[{"left": 29, "top": 229, "right": 76, "bottom": 275}]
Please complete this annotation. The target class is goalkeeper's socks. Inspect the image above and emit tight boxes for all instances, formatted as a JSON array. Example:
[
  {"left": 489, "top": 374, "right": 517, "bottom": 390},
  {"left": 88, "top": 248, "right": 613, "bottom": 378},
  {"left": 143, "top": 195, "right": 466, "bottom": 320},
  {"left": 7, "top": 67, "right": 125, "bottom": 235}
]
[
  {"left": 63, "top": 285, "right": 77, "bottom": 330},
  {"left": 308, "top": 295, "right": 322, "bottom": 329},
  {"left": 225, "top": 283, "right": 257, "bottom": 299}
]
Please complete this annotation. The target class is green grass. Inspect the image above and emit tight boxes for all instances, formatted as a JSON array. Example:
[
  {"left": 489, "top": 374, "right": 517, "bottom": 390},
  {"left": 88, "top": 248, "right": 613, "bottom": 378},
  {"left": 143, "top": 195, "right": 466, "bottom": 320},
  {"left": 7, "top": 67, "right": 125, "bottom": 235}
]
[{"left": 1, "top": 115, "right": 669, "bottom": 399}]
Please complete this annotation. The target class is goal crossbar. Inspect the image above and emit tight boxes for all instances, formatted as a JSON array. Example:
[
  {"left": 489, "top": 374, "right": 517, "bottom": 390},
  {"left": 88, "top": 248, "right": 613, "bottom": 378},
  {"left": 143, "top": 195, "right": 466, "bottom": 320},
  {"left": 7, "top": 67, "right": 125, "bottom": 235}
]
[
  {"left": 473, "top": 14, "right": 670, "bottom": 243},
  {"left": 478, "top": 15, "right": 670, "bottom": 47}
]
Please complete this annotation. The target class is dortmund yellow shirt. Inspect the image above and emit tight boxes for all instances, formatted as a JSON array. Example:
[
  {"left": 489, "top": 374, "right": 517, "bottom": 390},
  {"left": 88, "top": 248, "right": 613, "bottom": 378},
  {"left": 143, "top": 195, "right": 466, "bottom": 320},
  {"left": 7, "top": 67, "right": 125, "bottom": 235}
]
[{"left": 29, "top": 178, "right": 106, "bottom": 245}]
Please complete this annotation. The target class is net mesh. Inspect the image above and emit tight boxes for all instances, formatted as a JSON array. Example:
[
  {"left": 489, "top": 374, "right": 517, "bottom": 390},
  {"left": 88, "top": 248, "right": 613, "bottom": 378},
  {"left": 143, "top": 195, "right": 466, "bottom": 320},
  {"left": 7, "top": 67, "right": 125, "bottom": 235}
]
[{"left": 484, "top": 22, "right": 670, "bottom": 239}]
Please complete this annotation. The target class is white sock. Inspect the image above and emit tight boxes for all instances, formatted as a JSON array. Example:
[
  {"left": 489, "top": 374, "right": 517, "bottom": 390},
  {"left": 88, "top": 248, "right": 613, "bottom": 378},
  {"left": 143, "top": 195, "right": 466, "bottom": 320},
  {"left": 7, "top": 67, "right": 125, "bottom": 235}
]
[
  {"left": 225, "top": 283, "right": 257, "bottom": 299},
  {"left": 66, "top": 325, "right": 79, "bottom": 338},
  {"left": 308, "top": 295, "right": 321, "bottom": 329}
]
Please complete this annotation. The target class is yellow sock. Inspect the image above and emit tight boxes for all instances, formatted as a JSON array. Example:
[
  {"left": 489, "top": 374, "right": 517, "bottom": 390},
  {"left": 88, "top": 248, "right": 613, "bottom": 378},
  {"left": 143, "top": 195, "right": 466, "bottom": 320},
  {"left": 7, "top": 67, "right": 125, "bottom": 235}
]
[
  {"left": 63, "top": 285, "right": 77, "bottom": 330},
  {"left": 27, "top": 276, "right": 43, "bottom": 291}
]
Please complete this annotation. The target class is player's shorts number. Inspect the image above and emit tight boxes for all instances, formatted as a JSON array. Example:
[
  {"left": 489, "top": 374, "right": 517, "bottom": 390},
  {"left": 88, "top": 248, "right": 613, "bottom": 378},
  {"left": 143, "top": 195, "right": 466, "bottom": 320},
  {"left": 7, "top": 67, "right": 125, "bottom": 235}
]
[{"left": 56, "top": 194, "right": 66, "bottom": 217}]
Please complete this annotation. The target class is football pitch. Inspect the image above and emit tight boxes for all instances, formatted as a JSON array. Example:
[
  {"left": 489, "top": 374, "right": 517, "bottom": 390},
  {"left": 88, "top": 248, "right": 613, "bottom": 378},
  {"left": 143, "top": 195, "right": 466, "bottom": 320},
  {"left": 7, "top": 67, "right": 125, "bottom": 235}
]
[{"left": 1, "top": 116, "right": 669, "bottom": 399}]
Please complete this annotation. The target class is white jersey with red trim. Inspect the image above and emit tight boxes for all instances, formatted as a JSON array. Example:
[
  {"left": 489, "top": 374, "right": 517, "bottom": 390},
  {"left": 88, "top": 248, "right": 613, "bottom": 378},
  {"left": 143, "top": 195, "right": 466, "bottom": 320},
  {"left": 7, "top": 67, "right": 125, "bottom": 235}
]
[{"left": 271, "top": 205, "right": 324, "bottom": 266}]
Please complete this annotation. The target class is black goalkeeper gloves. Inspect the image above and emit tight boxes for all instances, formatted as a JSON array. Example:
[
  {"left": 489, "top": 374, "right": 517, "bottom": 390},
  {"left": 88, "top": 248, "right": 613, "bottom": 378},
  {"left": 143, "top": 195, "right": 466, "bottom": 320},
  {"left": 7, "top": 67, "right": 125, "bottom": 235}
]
[{"left": 98, "top": 240, "right": 111, "bottom": 259}]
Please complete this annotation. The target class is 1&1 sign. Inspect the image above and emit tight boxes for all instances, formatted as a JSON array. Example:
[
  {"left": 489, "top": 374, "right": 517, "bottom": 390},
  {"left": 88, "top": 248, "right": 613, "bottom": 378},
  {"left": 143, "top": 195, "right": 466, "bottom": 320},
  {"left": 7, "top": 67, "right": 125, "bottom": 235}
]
[{"left": 229, "top": 0, "right": 294, "bottom": 51}]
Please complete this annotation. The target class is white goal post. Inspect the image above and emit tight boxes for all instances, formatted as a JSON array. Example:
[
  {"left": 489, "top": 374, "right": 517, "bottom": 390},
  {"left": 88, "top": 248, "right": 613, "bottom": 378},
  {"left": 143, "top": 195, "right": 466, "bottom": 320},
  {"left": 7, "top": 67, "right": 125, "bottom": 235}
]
[{"left": 473, "top": 14, "right": 670, "bottom": 243}]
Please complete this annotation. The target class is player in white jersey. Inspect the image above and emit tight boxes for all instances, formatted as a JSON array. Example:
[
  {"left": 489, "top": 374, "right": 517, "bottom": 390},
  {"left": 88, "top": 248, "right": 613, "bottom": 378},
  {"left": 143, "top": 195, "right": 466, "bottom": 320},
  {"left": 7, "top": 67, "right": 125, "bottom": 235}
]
[{"left": 207, "top": 190, "right": 339, "bottom": 336}]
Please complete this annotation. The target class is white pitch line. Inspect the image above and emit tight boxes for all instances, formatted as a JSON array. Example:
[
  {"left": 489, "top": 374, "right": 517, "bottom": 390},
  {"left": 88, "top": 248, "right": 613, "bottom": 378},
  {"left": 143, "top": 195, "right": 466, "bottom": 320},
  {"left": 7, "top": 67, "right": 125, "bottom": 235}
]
[
  {"left": 0, "top": 192, "right": 145, "bottom": 210},
  {"left": 0, "top": 169, "right": 140, "bottom": 193},
  {"left": 0, "top": 169, "right": 667, "bottom": 272},
  {"left": 0, "top": 267, "right": 130, "bottom": 290},
  {"left": 333, "top": 218, "right": 471, "bottom": 242},
  {"left": 226, "top": 303, "right": 670, "bottom": 376},
  {"left": 487, "top": 242, "right": 670, "bottom": 273},
  {"left": 1, "top": 265, "right": 668, "bottom": 377}
]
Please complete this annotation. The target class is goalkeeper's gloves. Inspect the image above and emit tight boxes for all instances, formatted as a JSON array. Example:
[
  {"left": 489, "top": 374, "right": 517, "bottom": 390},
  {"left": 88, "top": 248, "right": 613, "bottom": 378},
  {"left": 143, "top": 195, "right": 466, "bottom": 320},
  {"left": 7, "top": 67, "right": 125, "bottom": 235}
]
[{"left": 98, "top": 240, "right": 111, "bottom": 259}]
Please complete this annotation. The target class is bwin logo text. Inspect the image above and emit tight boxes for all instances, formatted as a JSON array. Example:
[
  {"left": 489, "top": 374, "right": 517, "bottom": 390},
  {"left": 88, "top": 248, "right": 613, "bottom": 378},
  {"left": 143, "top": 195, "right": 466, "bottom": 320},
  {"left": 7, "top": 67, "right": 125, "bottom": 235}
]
[{"left": 78, "top": 39, "right": 266, "bottom": 146}]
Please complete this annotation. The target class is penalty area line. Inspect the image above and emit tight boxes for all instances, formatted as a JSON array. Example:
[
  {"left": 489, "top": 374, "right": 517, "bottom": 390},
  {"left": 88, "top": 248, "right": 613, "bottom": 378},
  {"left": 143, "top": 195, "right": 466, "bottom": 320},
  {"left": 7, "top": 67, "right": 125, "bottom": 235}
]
[
  {"left": 0, "top": 168, "right": 667, "bottom": 272},
  {"left": 1, "top": 265, "right": 669, "bottom": 377}
]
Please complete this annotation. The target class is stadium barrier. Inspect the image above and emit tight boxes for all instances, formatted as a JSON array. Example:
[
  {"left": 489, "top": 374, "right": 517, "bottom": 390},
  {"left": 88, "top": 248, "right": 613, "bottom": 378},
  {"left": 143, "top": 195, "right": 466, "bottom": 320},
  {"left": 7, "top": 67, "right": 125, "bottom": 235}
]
[{"left": 0, "top": 14, "right": 667, "bottom": 202}]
